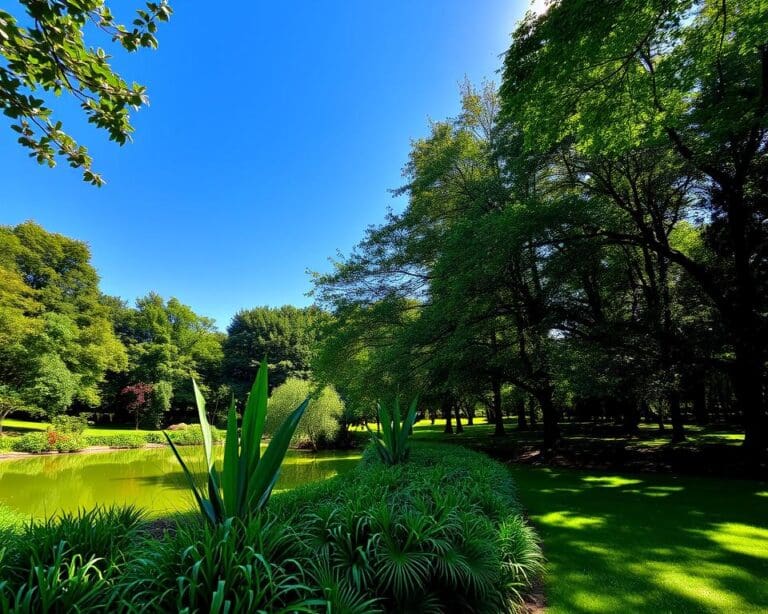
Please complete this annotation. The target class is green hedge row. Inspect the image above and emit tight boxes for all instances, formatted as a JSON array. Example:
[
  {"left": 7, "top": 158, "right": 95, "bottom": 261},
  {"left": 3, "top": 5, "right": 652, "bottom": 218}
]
[
  {"left": 0, "top": 444, "right": 543, "bottom": 612},
  {"left": 0, "top": 426, "right": 224, "bottom": 454}
]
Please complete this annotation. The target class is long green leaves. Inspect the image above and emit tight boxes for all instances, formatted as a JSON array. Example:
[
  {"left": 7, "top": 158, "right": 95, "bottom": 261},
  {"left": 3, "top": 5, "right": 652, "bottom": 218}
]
[
  {"left": 367, "top": 397, "right": 418, "bottom": 465},
  {"left": 165, "top": 360, "right": 309, "bottom": 525}
]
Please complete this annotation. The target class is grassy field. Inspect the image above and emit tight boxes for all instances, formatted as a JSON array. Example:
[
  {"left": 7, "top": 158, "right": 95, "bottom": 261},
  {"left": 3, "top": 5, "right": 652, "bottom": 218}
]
[
  {"left": 409, "top": 420, "right": 767, "bottom": 613},
  {"left": 1, "top": 418, "right": 156, "bottom": 437},
  {"left": 513, "top": 466, "right": 768, "bottom": 613}
]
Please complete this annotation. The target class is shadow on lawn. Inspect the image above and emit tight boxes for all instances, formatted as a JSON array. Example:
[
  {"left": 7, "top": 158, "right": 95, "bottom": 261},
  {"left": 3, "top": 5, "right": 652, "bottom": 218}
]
[{"left": 510, "top": 466, "right": 768, "bottom": 613}]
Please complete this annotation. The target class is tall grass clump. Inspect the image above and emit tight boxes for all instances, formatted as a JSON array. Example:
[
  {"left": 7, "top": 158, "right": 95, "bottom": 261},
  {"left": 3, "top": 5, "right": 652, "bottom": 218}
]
[{"left": 0, "top": 506, "right": 144, "bottom": 612}]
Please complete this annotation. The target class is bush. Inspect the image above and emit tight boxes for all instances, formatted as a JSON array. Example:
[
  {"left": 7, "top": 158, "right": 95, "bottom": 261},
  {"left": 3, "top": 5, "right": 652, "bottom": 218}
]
[
  {"left": 51, "top": 414, "right": 89, "bottom": 435},
  {"left": 144, "top": 431, "right": 165, "bottom": 444},
  {"left": 11, "top": 432, "right": 49, "bottom": 453},
  {"left": 0, "top": 445, "right": 542, "bottom": 612},
  {"left": 85, "top": 433, "right": 146, "bottom": 449},
  {"left": 54, "top": 434, "right": 87, "bottom": 453},
  {"left": 0, "top": 506, "right": 144, "bottom": 612},
  {"left": 274, "top": 444, "right": 544, "bottom": 612},
  {"left": 124, "top": 516, "right": 316, "bottom": 612},
  {"left": 267, "top": 379, "right": 343, "bottom": 449},
  {"left": 165, "top": 424, "right": 223, "bottom": 446}
]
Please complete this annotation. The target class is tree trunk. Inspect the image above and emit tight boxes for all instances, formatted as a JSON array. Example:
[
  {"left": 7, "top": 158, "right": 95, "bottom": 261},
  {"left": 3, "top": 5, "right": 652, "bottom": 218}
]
[
  {"left": 443, "top": 401, "right": 453, "bottom": 434},
  {"left": 465, "top": 403, "right": 475, "bottom": 426},
  {"left": 693, "top": 380, "right": 708, "bottom": 425},
  {"left": 454, "top": 404, "right": 464, "bottom": 434},
  {"left": 528, "top": 397, "right": 537, "bottom": 427},
  {"left": 491, "top": 377, "right": 505, "bottom": 436},
  {"left": 733, "top": 342, "right": 767, "bottom": 456},
  {"left": 537, "top": 387, "right": 559, "bottom": 450},
  {"left": 669, "top": 391, "right": 685, "bottom": 443},
  {"left": 623, "top": 398, "right": 640, "bottom": 437},
  {"left": 516, "top": 398, "right": 528, "bottom": 430}
]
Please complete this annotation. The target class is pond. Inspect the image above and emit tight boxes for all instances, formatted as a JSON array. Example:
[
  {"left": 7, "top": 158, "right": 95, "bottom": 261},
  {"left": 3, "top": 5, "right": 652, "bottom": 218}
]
[{"left": 0, "top": 447, "right": 361, "bottom": 518}]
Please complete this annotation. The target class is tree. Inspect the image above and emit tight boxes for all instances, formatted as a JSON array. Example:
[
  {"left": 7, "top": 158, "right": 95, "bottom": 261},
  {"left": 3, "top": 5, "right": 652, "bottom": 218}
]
[
  {"left": 500, "top": 0, "right": 768, "bottom": 454},
  {"left": 104, "top": 292, "right": 224, "bottom": 418},
  {"left": 222, "top": 306, "right": 329, "bottom": 396},
  {"left": 0, "top": 0, "right": 172, "bottom": 185},
  {"left": 0, "top": 222, "right": 128, "bottom": 422},
  {"left": 265, "top": 378, "right": 344, "bottom": 449},
  {"left": 121, "top": 382, "right": 152, "bottom": 430}
]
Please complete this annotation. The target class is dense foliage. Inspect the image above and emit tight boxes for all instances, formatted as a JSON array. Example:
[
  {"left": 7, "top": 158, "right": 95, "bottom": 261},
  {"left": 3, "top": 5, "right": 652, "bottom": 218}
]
[
  {"left": 266, "top": 378, "right": 344, "bottom": 449},
  {"left": 312, "top": 0, "right": 768, "bottom": 458},
  {"left": 0, "top": 445, "right": 543, "bottom": 612}
]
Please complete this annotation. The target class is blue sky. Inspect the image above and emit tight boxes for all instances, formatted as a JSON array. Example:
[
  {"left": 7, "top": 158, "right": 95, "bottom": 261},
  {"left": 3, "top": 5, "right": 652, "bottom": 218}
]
[{"left": 1, "top": 1, "right": 538, "bottom": 330}]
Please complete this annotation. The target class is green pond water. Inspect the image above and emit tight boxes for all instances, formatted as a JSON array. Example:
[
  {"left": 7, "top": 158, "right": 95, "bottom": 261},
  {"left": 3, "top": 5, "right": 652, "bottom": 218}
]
[{"left": 0, "top": 447, "right": 361, "bottom": 518}]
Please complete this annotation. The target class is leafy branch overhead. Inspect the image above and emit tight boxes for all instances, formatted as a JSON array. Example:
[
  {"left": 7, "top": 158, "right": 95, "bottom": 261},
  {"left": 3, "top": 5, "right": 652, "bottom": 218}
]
[{"left": 0, "top": 0, "right": 172, "bottom": 186}]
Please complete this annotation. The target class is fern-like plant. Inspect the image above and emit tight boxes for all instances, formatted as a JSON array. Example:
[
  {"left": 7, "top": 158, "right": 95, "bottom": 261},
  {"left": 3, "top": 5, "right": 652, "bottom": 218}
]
[
  {"left": 165, "top": 360, "right": 309, "bottom": 525},
  {"left": 367, "top": 397, "right": 418, "bottom": 465}
]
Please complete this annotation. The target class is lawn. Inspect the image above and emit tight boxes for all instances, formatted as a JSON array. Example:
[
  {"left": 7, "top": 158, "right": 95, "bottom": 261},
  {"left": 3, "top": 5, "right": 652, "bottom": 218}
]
[
  {"left": 408, "top": 420, "right": 766, "bottom": 613},
  {"left": 1, "top": 418, "right": 156, "bottom": 437},
  {"left": 512, "top": 466, "right": 768, "bottom": 613}
]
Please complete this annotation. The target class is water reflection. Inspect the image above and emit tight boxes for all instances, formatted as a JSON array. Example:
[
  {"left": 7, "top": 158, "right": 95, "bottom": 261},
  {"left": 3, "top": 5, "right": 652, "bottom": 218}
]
[{"left": 0, "top": 447, "right": 360, "bottom": 518}]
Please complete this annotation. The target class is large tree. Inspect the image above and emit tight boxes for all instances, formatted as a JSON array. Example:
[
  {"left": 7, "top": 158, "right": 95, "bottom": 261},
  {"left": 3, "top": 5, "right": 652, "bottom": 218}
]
[
  {"left": 222, "top": 305, "right": 329, "bottom": 396},
  {"left": 0, "top": 221, "right": 127, "bottom": 427},
  {"left": 500, "top": 0, "right": 768, "bottom": 454}
]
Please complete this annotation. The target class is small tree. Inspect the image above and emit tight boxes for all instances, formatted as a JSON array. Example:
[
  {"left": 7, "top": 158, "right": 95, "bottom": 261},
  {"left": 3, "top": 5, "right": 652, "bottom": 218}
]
[
  {"left": 143, "top": 380, "right": 172, "bottom": 429},
  {"left": 266, "top": 378, "right": 344, "bottom": 449},
  {"left": 122, "top": 383, "right": 153, "bottom": 429}
]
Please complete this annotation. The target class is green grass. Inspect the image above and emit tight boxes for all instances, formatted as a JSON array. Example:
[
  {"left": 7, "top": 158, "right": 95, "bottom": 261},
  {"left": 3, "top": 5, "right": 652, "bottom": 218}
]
[
  {"left": 1, "top": 418, "right": 156, "bottom": 437},
  {"left": 511, "top": 466, "right": 768, "bottom": 613},
  {"left": 409, "top": 419, "right": 766, "bottom": 612},
  {"left": 407, "top": 417, "right": 745, "bottom": 449}
]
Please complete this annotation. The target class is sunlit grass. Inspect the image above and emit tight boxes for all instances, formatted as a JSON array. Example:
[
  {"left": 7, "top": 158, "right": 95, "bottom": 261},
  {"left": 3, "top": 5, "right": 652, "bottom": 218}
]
[{"left": 510, "top": 466, "right": 768, "bottom": 613}]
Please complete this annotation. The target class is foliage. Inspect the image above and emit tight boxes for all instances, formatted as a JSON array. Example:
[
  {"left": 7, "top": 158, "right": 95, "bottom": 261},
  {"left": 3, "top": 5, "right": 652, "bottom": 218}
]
[
  {"left": 222, "top": 305, "right": 330, "bottom": 396},
  {"left": 266, "top": 378, "right": 344, "bottom": 449},
  {"left": 275, "top": 444, "right": 543, "bottom": 612},
  {"left": 0, "top": 0, "right": 172, "bottom": 185},
  {"left": 367, "top": 397, "right": 418, "bottom": 465},
  {"left": 0, "top": 222, "right": 128, "bottom": 425},
  {"left": 123, "top": 515, "right": 319, "bottom": 613},
  {"left": 11, "top": 432, "right": 48, "bottom": 453},
  {"left": 166, "top": 361, "right": 309, "bottom": 525},
  {"left": 85, "top": 433, "right": 145, "bottom": 449},
  {"left": 51, "top": 415, "right": 88, "bottom": 435},
  {"left": 0, "top": 506, "right": 144, "bottom": 611},
  {"left": 121, "top": 382, "right": 153, "bottom": 429}
]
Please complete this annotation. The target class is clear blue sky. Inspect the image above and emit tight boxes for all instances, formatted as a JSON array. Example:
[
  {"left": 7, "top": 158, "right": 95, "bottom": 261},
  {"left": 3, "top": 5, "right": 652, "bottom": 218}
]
[{"left": 1, "top": 1, "right": 536, "bottom": 330}]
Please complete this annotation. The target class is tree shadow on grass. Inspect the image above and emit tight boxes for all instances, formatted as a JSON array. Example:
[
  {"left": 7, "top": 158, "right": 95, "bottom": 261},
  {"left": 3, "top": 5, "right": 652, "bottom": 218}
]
[{"left": 509, "top": 466, "right": 768, "bottom": 613}]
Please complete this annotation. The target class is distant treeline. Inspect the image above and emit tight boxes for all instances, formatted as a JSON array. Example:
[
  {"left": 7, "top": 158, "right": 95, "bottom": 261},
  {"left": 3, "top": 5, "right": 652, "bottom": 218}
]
[{"left": 0, "top": 221, "right": 326, "bottom": 428}]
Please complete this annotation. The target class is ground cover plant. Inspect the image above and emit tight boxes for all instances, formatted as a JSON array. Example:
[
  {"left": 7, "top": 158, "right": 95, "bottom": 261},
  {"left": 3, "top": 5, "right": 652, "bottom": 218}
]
[{"left": 0, "top": 444, "right": 542, "bottom": 612}]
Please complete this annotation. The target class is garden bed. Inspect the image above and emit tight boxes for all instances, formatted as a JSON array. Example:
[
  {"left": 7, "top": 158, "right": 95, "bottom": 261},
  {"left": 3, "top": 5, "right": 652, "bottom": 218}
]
[{"left": 0, "top": 444, "right": 543, "bottom": 612}]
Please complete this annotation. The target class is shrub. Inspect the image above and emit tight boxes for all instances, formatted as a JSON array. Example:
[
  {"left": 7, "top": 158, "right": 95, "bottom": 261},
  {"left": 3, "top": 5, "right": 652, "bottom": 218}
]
[
  {"left": 267, "top": 378, "right": 343, "bottom": 449},
  {"left": 51, "top": 415, "right": 88, "bottom": 435},
  {"left": 274, "top": 444, "right": 543, "bottom": 612},
  {"left": 54, "top": 434, "right": 87, "bottom": 453},
  {"left": 367, "top": 397, "right": 418, "bottom": 465},
  {"left": 85, "top": 433, "right": 146, "bottom": 449},
  {"left": 11, "top": 432, "right": 49, "bottom": 454},
  {"left": 0, "top": 506, "right": 143, "bottom": 612},
  {"left": 165, "top": 424, "right": 223, "bottom": 446},
  {"left": 122, "top": 516, "right": 317, "bottom": 612},
  {"left": 144, "top": 431, "right": 165, "bottom": 444}
]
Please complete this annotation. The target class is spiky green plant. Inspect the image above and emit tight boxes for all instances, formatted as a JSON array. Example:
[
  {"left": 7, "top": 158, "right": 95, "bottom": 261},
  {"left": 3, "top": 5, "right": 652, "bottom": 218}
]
[
  {"left": 165, "top": 360, "right": 309, "bottom": 525},
  {"left": 367, "top": 397, "right": 418, "bottom": 465}
]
